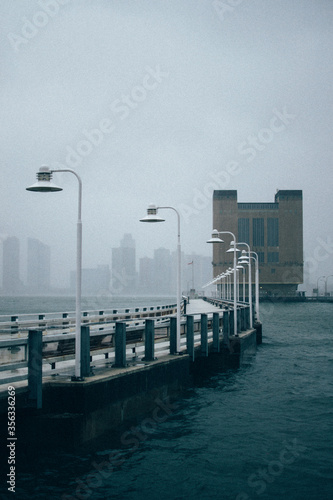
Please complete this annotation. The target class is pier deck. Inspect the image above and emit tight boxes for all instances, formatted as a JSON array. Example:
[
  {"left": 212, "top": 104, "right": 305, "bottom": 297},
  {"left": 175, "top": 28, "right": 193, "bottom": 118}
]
[{"left": 186, "top": 298, "right": 223, "bottom": 316}]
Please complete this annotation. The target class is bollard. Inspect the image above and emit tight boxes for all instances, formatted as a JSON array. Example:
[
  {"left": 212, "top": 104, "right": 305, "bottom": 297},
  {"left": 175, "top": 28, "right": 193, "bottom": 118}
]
[
  {"left": 186, "top": 315, "right": 194, "bottom": 362},
  {"left": 201, "top": 314, "right": 208, "bottom": 357},
  {"left": 170, "top": 317, "right": 177, "bottom": 354},
  {"left": 114, "top": 322, "right": 127, "bottom": 367},
  {"left": 81, "top": 325, "right": 91, "bottom": 377},
  {"left": 212, "top": 312, "right": 220, "bottom": 353},
  {"left": 223, "top": 310, "right": 230, "bottom": 344},
  {"left": 28, "top": 329, "right": 43, "bottom": 409},
  {"left": 143, "top": 319, "right": 155, "bottom": 361}
]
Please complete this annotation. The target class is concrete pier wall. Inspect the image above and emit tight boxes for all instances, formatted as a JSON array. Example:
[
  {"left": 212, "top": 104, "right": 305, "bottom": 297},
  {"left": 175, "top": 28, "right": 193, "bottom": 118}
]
[{"left": 1, "top": 325, "right": 260, "bottom": 450}]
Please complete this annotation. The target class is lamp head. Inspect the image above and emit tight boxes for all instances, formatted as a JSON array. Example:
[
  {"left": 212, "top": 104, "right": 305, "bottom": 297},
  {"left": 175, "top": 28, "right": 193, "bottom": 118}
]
[
  {"left": 26, "top": 167, "right": 62, "bottom": 192},
  {"left": 226, "top": 241, "right": 240, "bottom": 253},
  {"left": 206, "top": 229, "right": 224, "bottom": 244},
  {"left": 139, "top": 203, "right": 165, "bottom": 223}
]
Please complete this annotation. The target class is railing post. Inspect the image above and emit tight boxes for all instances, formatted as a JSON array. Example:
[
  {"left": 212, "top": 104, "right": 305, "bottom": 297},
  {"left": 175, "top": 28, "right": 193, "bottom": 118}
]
[
  {"left": 114, "top": 322, "right": 126, "bottom": 367},
  {"left": 81, "top": 325, "right": 91, "bottom": 377},
  {"left": 170, "top": 317, "right": 177, "bottom": 354},
  {"left": 230, "top": 308, "right": 235, "bottom": 336},
  {"left": 237, "top": 308, "right": 241, "bottom": 333},
  {"left": 212, "top": 312, "right": 220, "bottom": 353},
  {"left": 11, "top": 316, "right": 18, "bottom": 335},
  {"left": 240, "top": 308, "right": 244, "bottom": 332},
  {"left": 186, "top": 315, "right": 194, "bottom": 362},
  {"left": 245, "top": 306, "right": 250, "bottom": 330},
  {"left": 223, "top": 310, "right": 230, "bottom": 344},
  {"left": 143, "top": 319, "right": 155, "bottom": 361},
  {"left": 99, "top": 310, "right": 104, "bottom": 330},
  {"left": 201, "top": 313, "right": 208, "bottom": 357},
  {"left": 28, "top": 329, "right": 43, "bottom": 409}
]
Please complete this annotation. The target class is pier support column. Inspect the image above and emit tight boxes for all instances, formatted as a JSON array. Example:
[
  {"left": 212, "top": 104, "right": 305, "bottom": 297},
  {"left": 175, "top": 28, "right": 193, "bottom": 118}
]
[
  {"left": 143, "top": 319, "right": 155, "bottom": 361},
  {"left": 81, "top": 325, "right": 91, "bottom": 377},
  {"left": 201, "top": 314, "right": 208, "bottom": 357},
  {"left": 186, "top": 315, "right": 194, "bottom": 361},
  {"left": 212, "top": 312, "right": 220, "bottom": 353},
  {"left": 170, "top": 317, "right": 177, "bottom": 354},
  {"left": 115, "top": 322, "right": 126, "bottom": 368},
  {"left": 27, "top": 329, "right": 43, "bottom": 409}
]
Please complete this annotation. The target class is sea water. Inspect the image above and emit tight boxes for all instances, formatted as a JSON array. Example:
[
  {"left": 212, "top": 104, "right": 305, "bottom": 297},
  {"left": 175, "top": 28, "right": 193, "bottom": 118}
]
[{"left": 1, "top": 299, "right": 333, "bottom": 499}]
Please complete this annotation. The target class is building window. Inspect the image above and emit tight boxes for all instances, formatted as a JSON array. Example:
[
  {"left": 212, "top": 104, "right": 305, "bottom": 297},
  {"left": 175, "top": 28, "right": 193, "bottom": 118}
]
[
  {"left": 238, "top": 218, "right": 250, "bottom": 244},
  {"left": 253, "top": 218, "right": 264, "bottom": 246},
  {"left": 268, "top": 252, "right": 279, "bottom": 263},
  {"left": 267, "top": 218, "right": 279, "bottom": 246},
  {"left": 271, "top": 268, "right": 276, "bottom": 274},
  {"left": 257, "top": 251, "right": 265, "bottom": 264}
]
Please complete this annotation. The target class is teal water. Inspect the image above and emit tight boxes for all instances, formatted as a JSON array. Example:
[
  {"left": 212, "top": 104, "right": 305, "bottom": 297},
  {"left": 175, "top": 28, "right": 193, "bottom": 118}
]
[{"left": 2, "top": 300, "right": 333, "bottom": 499}]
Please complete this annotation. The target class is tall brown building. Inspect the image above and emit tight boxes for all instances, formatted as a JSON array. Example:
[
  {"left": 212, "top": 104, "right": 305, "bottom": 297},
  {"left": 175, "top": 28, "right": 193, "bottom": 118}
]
[{"left": 212, "top": 190, "right": 303, "bottom": 297}]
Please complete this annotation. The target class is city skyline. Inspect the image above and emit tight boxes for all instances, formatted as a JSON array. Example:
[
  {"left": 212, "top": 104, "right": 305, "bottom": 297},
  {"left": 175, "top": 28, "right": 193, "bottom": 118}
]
[{"left": 0, "top": 232, "right": 211, "bottom": 295}]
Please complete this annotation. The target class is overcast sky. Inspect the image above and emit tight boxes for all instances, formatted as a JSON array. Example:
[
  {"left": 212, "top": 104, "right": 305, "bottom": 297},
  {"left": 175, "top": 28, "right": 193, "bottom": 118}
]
[{"left": 1, "top": 0, "right": 332, "bottom": 290}]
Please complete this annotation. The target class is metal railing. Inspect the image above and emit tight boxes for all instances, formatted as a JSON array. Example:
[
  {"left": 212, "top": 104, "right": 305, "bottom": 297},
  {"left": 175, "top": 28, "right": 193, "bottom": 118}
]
[
  {"left": 0, "top": 303, "right": 252, "bottom": 389},
  {"left": 0, "top": 302, "right": 179, "bottom": 336}
]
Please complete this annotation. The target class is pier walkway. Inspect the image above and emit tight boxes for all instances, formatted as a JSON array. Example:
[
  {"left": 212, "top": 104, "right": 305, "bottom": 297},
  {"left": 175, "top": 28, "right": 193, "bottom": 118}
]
[{"left": 186, "top": 298, "right": 223, "bottom": 317}]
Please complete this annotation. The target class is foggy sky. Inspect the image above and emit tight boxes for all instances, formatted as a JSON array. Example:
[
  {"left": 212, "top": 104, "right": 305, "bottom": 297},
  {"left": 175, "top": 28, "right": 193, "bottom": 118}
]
[{"left": 1, "top": 0, "right": 332, "bottom": 291}]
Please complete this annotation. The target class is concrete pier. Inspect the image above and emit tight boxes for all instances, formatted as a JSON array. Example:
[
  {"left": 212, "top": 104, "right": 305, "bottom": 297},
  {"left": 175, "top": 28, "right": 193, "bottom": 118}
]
[{"left": 0, "top": 300, "right": 261, "bottom": 450}]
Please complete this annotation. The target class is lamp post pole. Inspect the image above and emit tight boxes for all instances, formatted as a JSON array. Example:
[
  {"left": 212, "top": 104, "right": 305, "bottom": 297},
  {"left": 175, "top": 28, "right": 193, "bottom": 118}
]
[
  {"left": 27, "top": 167, "right": 83, "bottom": 379},
  {"left": 207, "top": 230, "right": 238, "bottom": 337},
  {"left": 140, "top": 205, "right": 182, "bottom": 352},
  {"left": 237, "top": 243, "right": 253, "bottom": 328},
  {"left": 325, "top": 275, "right": 333, "bottom": 296},
  {"left": 316, "top": 275, "right": 325, "bottom": 298},
  {"left": 251, "top": 251, "right": 259, "bottom": 322}
]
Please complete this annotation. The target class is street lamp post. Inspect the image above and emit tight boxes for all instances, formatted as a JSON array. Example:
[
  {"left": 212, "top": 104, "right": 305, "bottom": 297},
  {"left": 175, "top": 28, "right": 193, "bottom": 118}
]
[
  {"left": 27, "top": 166, "right": 83, "bottom": 379},
  {"left": 325, "top": 275, "right": 333, "bottom": 296},
  {"left": 238, "top": 249, "right": 259, "bottom": 324},
  {"left": 140, "top": 204, "right": 182, "bottom": 352},
  {"left": 316, "top": 275, "right": 326, "bottom": 298},
  {"left": 207, "top": 229, "right": 238, "bottom": 337}
]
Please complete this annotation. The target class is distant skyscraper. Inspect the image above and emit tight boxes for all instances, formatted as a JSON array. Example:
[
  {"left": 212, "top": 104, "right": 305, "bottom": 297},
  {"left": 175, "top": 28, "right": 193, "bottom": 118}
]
[
  {"left": 2, "top": 237, "right": 21, "bottom": 293},
  {"left": 138, "top": 257, "right": 154, "bottom": 294},
  {"left": 153, "top": 247, "right": 172, "bottom": 294},
  {"left": 70, "top": 265, "right": 110, "bottom": 295},
  {"left": 111, "top": 234, "right": 137, "bottom": 293},
  {"left": 27, "top": 238, "right": 51, "bottom": 293},
  {"left": 184, "top": 253, "right": 212, "bottom": 293}
]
